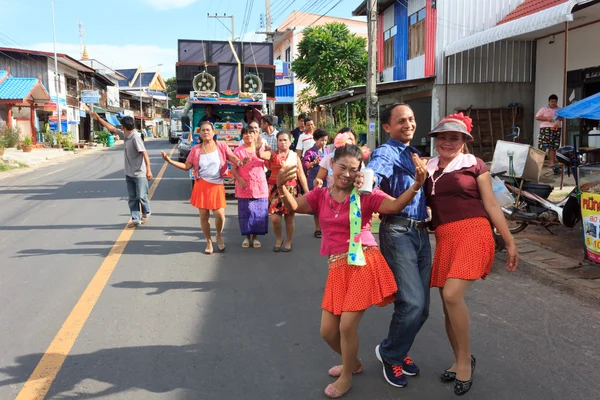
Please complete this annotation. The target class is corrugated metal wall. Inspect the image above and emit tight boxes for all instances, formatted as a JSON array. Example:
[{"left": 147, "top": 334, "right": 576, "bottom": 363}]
[
  {"left": 0, "top": 53, "right": 50, "bottom": 89},
  {"left": 447, "top": 40, "right": 536, "bottom": 84},
  {"left": 394, "top": 0, "right": 408, "bottom": 80},
  {"left": 434, "top": 0, "right": 527, "bottom": 84}
]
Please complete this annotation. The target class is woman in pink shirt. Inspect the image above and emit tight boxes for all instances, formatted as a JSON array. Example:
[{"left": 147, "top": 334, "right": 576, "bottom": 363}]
[
  {"left": 536, "top": 94, "right": 562, "bottom": 167},
  {"left": 277, "top": 144, "right": 427, "bottom": 398},
  {"left": 231, "top": 125, "right": 270, "bottom": 248}
]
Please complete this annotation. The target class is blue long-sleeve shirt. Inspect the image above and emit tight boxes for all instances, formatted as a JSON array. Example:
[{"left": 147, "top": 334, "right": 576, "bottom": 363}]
[{"left": 367, "top": 138, "right": 427, "bottom": 221}]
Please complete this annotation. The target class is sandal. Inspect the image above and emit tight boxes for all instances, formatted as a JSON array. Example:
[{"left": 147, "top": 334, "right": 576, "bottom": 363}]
[
  {"left": 252, "top": 239, "right": 262, "bottom": 248},
  {"left": 242, "top": 238, "right": 250, "bottom": 248},
  {"left": 314, "top": 230, "right": 322, "bottom": 238},
  {"left": 324, "top": 383, "right": 351, "bottom": 399}
]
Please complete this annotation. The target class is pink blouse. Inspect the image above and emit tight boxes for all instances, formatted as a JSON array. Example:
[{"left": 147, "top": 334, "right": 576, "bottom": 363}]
[{"left": 233, "top": 145, "right": 268, "bottom": 199}]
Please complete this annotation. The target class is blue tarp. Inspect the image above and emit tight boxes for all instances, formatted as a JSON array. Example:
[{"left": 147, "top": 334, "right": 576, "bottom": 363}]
[{"left": 556, "top": 92, "right": 600, "bottom": 120}]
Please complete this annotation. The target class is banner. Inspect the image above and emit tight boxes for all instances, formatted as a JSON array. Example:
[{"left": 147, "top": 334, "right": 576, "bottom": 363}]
[
  {"left": 581, "top": 191, "right": 600, "bottom": 263},
  {"left": 81, "top": 90, "right": 100, "bottom": 104}
]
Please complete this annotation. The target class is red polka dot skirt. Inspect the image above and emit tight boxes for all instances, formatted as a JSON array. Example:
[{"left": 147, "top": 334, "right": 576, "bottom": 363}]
[
  {"left": 431, "top": 217, "right": 495, "bottom": 288},
  {"left": 322, "top": 247, "right": 397, "bottom": 316}
]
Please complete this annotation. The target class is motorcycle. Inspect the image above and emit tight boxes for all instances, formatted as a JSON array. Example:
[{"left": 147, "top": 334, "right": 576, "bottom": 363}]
[{"left": 496, "top": 146, "right": 581, "bottom": 234}]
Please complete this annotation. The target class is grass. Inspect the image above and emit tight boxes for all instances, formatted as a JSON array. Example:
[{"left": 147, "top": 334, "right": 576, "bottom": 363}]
[{"left": 0, "top": 161, "right": 29, "bottom": 172}]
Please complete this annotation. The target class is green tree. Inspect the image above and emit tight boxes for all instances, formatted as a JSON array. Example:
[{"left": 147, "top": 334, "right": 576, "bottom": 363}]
[
  {"left": 292, "top": 23, "right": 368, "bottom": 99},
  {"left": 166, "top": 77, "right": 185, "bottom": 107}
]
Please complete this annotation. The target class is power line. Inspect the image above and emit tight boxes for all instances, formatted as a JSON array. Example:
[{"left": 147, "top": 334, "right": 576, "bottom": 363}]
[{"left": 291, "top": 0, "right": 344, "bottom": 38}]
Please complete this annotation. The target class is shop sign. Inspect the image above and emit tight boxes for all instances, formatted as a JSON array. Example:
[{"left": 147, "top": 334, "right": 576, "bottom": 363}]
[
  {"left": 584, "top": 66, "right": 600, "bottom": 82},
  {"left": 581, "top": 191, "right": 600, "bottom": 263},
  {"left": 81, "top": 90, "right": 100, "bottom": 104},
  {"left": 44, "top": 102, "right": 57, "bottom": 111}
]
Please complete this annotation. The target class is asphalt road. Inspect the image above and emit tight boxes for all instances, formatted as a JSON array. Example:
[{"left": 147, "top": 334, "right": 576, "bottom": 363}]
[{"left": 0, "top": 139, "right": 599, "bottom": 400}]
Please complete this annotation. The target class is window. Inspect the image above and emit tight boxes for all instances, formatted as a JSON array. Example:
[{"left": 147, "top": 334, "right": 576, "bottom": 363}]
[
  {"left": 66, "top": 75, "right": 77, "bottom": 97},
  {"left": 285, "top": 47, "right": 291, "bottom": 62},
  {"left": 408, "top": 8, "right": 426, "bottom": 59},
  {"left": 383, "top": 25, "right": 397, "bottom": 69}
]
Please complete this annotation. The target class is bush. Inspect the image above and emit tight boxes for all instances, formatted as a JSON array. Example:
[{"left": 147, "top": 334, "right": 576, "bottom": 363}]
[
  {"left": 23, "top": 136, "right": 32, "bottom": 146},
  {"left": 94, "top": 130, "right": 111, "bottom": 146},
  {"left": 0, "top": 125, "right": 21, "bottom": 148},
  {"left": 61, "top": 134, "right": 75, "bottom": 151}
]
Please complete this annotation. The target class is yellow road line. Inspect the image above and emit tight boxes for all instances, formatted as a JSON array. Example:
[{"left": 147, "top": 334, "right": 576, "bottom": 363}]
[{"left": 16, "top": 145, "right": 177, "bottom": 400}]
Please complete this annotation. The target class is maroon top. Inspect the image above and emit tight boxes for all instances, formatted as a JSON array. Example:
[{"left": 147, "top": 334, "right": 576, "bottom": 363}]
[{"left": 424, "top": 157, "right": 489, "bottom": 229}]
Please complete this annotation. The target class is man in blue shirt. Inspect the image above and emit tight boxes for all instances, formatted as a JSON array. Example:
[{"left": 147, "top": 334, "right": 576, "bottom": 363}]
[{"left": 368, "top": 103, "right": 432, "bottom": 388}]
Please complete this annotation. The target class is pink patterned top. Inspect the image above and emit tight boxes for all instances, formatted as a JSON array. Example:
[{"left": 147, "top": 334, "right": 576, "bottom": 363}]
[{"left": 233, "top": 145, "right": 268, "bottom": 199}]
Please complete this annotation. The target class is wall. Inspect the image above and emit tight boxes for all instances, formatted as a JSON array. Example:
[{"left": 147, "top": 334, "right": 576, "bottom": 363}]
[
  {"left": 435, "top": 0, "right": 526, "bottom": 84},
  {"left": 408, "top": 0, "right": 426, "bottom": 16},
  {"left": 382, "top": 5, "right": 395, "bottom": 82},
  {"left": 534, "top": 22, "right": 600, "bottom": 142},
  {"left": 407, "top": 55, "right": 425, "bottom": 80},
  {"left": 0, "top": 53, "right": 49, "bottom": 88},
  {"left": 47, "top": 60, "right": 81, "bottom": 140},
  {"left": 432, "top": 82, "right": 535, "bottom": 138}
]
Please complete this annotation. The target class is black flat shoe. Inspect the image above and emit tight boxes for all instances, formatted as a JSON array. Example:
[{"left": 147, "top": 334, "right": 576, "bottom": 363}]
[
  {"left": 441, "top": 355, "right": 476, "bottom": 383},
  {"left": 454, "top": 376, "right": 473, "bottom": 396},
  {"left": 454, "top": 356, "right": 476, "bottom": 396}
]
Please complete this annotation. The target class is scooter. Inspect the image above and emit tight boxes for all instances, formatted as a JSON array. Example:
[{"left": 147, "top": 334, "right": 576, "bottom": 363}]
[{"left": 497, "top": 146, "right": 581, "bottom": 234}]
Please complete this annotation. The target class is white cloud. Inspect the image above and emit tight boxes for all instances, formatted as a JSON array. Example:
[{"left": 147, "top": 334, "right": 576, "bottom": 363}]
[
  {"left": 136, "top": 0, "right": 198, "bottom": 10},
  {"left": 29, "top": 42, "right": 177, "bottom": 78}
]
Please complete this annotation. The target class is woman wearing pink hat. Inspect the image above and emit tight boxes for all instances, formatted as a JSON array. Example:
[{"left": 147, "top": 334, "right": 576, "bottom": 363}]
[{"left": 424, "top": 113, "right": 519, "bottom": 395}]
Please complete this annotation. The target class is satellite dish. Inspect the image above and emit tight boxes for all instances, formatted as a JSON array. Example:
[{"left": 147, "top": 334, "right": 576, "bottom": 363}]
[
  {"left": 192, "top": 71, "right": 216, "bottom": 92},
  {"left": 243, "top": 73, "right": 262, "bottom": 94}
]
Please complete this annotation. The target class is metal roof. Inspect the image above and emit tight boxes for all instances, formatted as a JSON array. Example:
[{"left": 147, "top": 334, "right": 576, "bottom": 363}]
[
  {"left": 116, "top": 69, "right": 137, "bottom": 85},
  {"left": 498, "top": 0, "right": 569, "bottom": 24},
  {"left": 0, "top": 47, "right": 95, "bottom": 72},
  {"left": 352, "top": 0, "right": 397, "bottom": 16},
  {"left": 0, "top": 70, "right": 7, "bottom": 83},
  {"left": 445, "top": 0, "right": 597, "bottom": 56},
  {"left": 0, "top": 77, "right": 50, "bottom": 102}
]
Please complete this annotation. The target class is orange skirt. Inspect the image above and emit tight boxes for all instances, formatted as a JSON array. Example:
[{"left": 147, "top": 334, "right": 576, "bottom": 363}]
[
  {"left": 190, "top": 178, "right": 226, "bottom": 210},
  {"left": 322, "top": 247, "right": 397, "bottom": 316},
  {"left": 431, "top": 217, "right": 495, "bottom": 288}
]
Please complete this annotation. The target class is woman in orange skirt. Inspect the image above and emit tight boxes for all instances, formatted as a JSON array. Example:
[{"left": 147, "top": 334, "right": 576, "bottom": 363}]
[
  {"left": 424, "top": 113, "right": 519, "bottom": 396},
  {"left": 161, "top": 121, "right": 250, "bottom": 254},
  {"left": 277, "top": 144, "right": 427, "bottom": 398}
]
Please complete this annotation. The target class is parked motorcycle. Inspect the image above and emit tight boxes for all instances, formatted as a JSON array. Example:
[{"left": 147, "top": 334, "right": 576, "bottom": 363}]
[{"left": 496, "top": 146, "right": 581, "bottom": 234}]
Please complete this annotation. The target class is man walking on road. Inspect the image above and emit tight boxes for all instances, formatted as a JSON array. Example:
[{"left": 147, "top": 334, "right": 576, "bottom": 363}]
[
  {"left": 295, "top": 117, "right": 316, "bottom": 158},
  {"left": 367, "top": 103, "right": 431, "bottom": 388},
  {"left": 260, "top": 115, "right": 279, "bottom": 150},
  {"left": 86, "top": 106, "right": 153, "bottom": 227}
]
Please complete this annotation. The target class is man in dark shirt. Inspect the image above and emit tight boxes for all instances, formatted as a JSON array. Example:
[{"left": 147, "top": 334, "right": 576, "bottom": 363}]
[
  {"left": 199, "top": 104, "right": 222, "bottom": 123},
  {"left": 368, "top": 103, "right": 431, "bottom": 389},
  {"left": 290, "top": 113, "right": 307, "bottom": 151}
]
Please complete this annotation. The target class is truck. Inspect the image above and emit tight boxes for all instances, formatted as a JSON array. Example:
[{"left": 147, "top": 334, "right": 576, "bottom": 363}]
[
  {"left": 168, "top": 107, "right": 188, "bottom": 144},
  {"left": 175, "top": 39, "right": 276, "bottom": 183}
]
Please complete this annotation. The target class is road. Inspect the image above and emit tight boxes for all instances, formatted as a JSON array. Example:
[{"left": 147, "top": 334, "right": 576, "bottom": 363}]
[{"left": 0, "top": 139, "right": 599, "bottom": 400}]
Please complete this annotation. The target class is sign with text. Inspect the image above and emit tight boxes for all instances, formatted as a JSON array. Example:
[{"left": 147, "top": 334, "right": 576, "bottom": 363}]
[
  {"left": 81, "top": 90, "right": 100, "bottom": 104},
  {"left": 581, "top": 191, "right": 600, "bottom": 263},
  {"left": 44, "top": 102, "right": 57, "bottom": 111}
]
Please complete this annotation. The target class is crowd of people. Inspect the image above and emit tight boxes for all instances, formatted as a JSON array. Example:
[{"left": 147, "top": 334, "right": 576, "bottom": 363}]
[{"left": 89, "top": 102, "right": 520, "bottom": 398}]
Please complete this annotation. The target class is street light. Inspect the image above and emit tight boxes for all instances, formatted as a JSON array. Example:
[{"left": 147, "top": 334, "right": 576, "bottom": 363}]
[{"left": 138, "top": 63, "right": 162, "bottom": 133}]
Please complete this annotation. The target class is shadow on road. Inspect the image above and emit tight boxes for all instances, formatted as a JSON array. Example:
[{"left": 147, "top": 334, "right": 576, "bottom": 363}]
[
  {"left": 111, "top": 280, "right": 219, "bottom": 295},
  {"left": 0, "top": 344, "right": 221, "bottom": 399}
]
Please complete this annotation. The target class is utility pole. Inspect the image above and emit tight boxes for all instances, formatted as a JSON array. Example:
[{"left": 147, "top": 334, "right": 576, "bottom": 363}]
[
  {"left": 256, "top": 1, "right": 275, "bottom": 42},
  {"left": 366, "top": 0, "right": 378, "bottom": 150},
  {"left": 51, "top": 0, "right": 61, "bottom": 134},
  {"left": 208, "top": 14, "right": 235, "bottom": 41}
]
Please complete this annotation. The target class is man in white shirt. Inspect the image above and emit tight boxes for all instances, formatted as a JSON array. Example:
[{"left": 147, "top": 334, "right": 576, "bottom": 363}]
[{"left": 296, "top": 117, "right": 316, "bottom": 157}]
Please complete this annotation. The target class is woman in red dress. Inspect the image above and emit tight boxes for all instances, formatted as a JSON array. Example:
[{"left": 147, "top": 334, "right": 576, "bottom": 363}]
[{"left": 424, "top": 113, "right": 519, "bottom": 395}]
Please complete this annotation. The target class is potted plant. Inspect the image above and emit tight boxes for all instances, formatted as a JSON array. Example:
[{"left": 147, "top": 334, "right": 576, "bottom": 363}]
[{"left": 22, "top": 136, "right": 33, "bottom": 153}]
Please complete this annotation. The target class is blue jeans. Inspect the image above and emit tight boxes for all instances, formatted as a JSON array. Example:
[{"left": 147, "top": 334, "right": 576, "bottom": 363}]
[
  {"left": 378, "top": 221, "right": 432, "bottom": 365},
  {"left": 125, "top": 175, "right": 151, "bottom": 221}
]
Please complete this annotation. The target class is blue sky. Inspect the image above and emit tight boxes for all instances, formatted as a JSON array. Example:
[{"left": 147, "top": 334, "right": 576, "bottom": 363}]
[{"left": 0, "top": 0, "right": 359, "bottom": 78}]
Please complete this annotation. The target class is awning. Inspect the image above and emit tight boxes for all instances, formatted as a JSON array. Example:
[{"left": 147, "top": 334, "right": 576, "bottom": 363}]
[
  {"left": 445, "top": 0, "right": 583, "bottom": 56},
  {"left": 313, "top": 77, "right": 435, "bottom": 106},
  {"left": 556, "top": 91, "right": 600, "bottom": 120},
  {"left": 105, "top": 112, "right": 121, "bottom": 126}
]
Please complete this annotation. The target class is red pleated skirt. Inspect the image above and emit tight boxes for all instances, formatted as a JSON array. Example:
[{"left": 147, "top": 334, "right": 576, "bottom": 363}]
[
  {"left": 322, "top": 247, "right": 397, "bottom": 316},
  {"left": 190, "top": 178, "right": 226, "bottom": 210},
  {"left": 431, "top": 217, "right": 495, "bottom": 288}
]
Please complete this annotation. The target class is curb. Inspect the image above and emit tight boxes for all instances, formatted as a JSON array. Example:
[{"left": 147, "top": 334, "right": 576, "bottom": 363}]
[{"left": 496, "top": 238, "right": 600, "bottom": 303}]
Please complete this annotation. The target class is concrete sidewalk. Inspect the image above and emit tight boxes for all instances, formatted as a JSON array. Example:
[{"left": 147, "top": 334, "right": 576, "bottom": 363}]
[{"left": 497, "top": 237, "right": 600, "bottom": 302}]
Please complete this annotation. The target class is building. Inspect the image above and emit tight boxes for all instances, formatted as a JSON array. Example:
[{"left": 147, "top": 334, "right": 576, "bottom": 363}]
[
  {"left": 273, "top": 11, "right": 367, "bottom": 119},
  {"left": 117, "top": 67, "right": 168, "bottom": 134},
  {"left": 0, "top": 68, "right": 51, "bottom": 141},
  {"left": 0, "top": 46, "right": 118, "bottom": 143},
  {"left": 315, "top": 0, "right": 600, "bottom": 158}
]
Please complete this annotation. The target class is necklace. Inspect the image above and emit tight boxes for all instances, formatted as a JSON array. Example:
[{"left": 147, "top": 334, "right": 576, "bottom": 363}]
[{"left": 328, "top": 189, "right": 348, "bottom": 218}]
